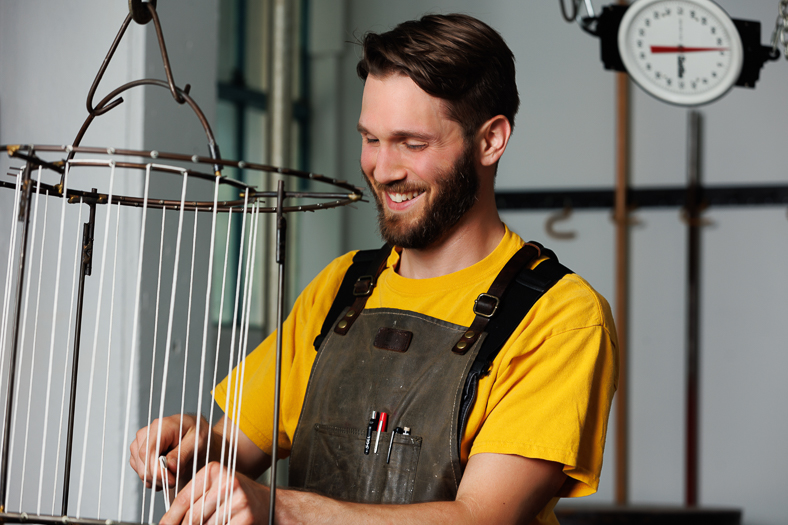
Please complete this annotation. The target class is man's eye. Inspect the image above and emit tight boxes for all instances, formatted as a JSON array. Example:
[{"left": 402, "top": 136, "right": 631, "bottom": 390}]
[
  {"left": 405, "top": 143, "right": 426, "bottom": 151},
  {"left": 364, "top": 137, "right": 379, "bottom": 144}
]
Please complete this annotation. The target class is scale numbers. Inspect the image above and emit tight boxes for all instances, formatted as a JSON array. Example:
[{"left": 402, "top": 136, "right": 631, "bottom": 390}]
[{"left": 618, "top": 0, "right": 743, "bottom": 105}]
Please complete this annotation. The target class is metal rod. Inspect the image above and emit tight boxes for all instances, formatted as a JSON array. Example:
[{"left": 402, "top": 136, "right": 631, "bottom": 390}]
[
  {"left": 269, "top": 180, "right": 287, "bottom": 525},
  {"left": 685, "top": 110, "right": 703, "bottom": 507},
  {"left": 0, "top": 510, "right": 139, "bottom": 525},
  {"left": 6, "top": 144, "right": 365, "bottom": 195},
  {"left": 495, "top": 184, "right": 788, "bottom": 210},
  {"left": 61, "top": 199, "right": 96, "bottom": 516},
  {"left": 266, "top": 0, "right": 294, "bottom": 337},
  {"left": 614, "top": 67, "right": 631, "bottom": 505},
  {"left": 0, "top": 162, "right": 34, "bottom": 510}
]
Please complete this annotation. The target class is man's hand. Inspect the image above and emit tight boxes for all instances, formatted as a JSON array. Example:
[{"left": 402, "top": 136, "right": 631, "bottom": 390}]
[
  {"left": 129, "top": 414, "right": 212, "bottom": 491},
  {"left": 162, "top": 462, "right": 270, "bottom": 525}
]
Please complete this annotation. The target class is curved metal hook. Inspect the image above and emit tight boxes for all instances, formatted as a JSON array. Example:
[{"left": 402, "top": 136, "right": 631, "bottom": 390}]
[
  {"left": 70, "top": 79, "right": 217, "bottom": 163},
  {"left": 147, "top": 2, "right": 186, "bottom": 105},
  {"left": 85, "top": 14, "right": 133, "bottom": 117},
  {"left": 545, "top": 205, "right": 577, "bottom": 240},
  {"left": 85, "top": 1, "right": 183, "bottom": 120}
]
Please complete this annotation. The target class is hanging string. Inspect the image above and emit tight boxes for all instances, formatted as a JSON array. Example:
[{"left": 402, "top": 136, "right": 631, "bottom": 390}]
[
  {"left": 149, "top": 170, "right": 189, "bottom": 525},
  {"left": 197, "top": 207, "right": 233, "bottom": 525},
  {"left": 223, "top": 201, "right": 257, "bottom": 525},
  {"left": 0, "top": 170, "right": 23, "bottom": 473},
  {"left": 5, "top": 168, "right": 43, "bottom": 511},
  {"left": 188, "top": 176, "right": 221, "bottom": 525},
  {"left": 38, "top": 160, "right": 70, "bottom": 514},
  {"left": 117, "top": 163, "right": 152, "bottom": 520},
  {"left": 19, "top": 184, "right": 50, "bottom": 510},
  {"left": 97, "top": 201, "right": 122, "bottom": 517},
  {"left": 216, "top": 192, "right": 250, "bottom": 523},
  {"left": 175, "top": 211, "right": 200, "bottom": 498},
  {"left": 227, "top": 201, "right": 260, "bottom": 524},
  {"left": 158, "top": 456, "right": 171, "bottom": 512},
  {"left": 52, "top": 193, "right": 83, "bottom": 515},
  {"left": 140, "top": 206, "right": 168, "bottom": 522},
  {"left": 76, "top": 161, "right": 116, "bottom": 518}
]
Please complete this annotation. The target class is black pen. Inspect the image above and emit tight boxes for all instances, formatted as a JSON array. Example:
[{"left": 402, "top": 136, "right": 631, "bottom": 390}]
[
  {"left": 364, "top": 411, "right": 377, "bottom": 455},
  {"left": 386, "top": 426, "right": 411, "bottom": 464}
]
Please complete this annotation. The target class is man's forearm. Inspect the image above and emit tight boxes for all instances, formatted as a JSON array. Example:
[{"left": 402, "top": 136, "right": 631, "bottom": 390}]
[
  {"left": 276, "top": 489, "right": 478, "bottom": 525},
  {"left": 273, "top": 453, "right": 564, "bottom": 525},
  {"left": 209, "top": 416, "right": 271, "bottom": 478}
]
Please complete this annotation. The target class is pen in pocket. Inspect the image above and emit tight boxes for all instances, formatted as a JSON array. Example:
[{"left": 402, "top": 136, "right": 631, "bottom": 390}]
[
  {"left": 386, "top": 426, "right": 411, "bottom": 464},
  {"left": 364, "top": 410, "right": 377, "bottom": 455},
  {"left": 373, "top": 412, "right": 388, "bottom": 453}
]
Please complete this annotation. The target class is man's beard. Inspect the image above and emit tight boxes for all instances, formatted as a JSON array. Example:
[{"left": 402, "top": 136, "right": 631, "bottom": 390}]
[{"left": 364, "top": 144, "right": 479, "bottom": 250}]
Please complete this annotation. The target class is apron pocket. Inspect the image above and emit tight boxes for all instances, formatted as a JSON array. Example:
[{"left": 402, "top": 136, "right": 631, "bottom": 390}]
[{"left": 305, "top": 424, "right": 421, "bottom": 504}]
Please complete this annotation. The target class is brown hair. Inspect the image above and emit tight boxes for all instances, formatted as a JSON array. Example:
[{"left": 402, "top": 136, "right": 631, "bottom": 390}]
[{"left": 356, "top": 13, "right": 520, "bottom": 140}]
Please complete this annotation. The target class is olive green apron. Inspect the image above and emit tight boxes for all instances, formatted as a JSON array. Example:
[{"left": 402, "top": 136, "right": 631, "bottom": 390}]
[
  {"left": 289, "top": 243, "right": 542, "bottom": 504},
  {"left": 288, "top": 306, "right": 485, "bottom": 503}
]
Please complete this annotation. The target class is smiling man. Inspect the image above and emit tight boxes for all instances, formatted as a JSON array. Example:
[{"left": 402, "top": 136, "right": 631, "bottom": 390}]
[{"left": 130, "top": 13, "right": 618, "bottom": 525}]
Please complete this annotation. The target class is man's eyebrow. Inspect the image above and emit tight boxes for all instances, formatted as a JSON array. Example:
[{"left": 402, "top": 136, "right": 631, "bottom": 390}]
[{"left": 356, "top": 124, "right": 434, "bottom": 142}]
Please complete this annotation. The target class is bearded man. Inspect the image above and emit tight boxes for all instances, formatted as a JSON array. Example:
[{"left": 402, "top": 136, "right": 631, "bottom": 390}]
[{"left": 130, "top": 13, "right": 618, "bottom": 525}]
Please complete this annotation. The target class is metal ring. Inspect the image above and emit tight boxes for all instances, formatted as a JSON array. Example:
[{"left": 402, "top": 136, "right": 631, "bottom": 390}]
[{"left": 128, "top": 0, "right": 157, "bottom": 25}]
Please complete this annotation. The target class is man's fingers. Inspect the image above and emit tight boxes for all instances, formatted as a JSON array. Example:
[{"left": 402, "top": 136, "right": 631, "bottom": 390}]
[
  {"left": 130, "top": 415, "right": 198, "bottom": 489},
  {"left": 164, "top": 463, "right": 225, "bottom": 525}
]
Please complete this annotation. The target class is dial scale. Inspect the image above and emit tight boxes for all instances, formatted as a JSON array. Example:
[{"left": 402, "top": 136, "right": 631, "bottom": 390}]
[{"left": 618, "top": 0, "right": 744, "bottom": 105}]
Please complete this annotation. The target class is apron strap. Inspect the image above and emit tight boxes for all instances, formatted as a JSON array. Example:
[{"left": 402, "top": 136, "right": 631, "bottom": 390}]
[
  {"left": 457, "top": 243, "right": 573, "bottom": 446},
  {"left": 451, "top": 243, "right": 541, "bottom": 355},
  {"left": 313, "top": 244, "right": 390, "bottom": 350}
]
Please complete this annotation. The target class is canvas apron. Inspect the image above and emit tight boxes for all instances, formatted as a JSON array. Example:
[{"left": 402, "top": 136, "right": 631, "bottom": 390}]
[{"left": 288, "top": 306, "right": 485, "bottom": 504}]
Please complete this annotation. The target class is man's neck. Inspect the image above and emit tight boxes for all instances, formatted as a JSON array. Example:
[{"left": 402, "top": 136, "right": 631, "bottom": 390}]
[{"left": 397, "top": 209, "right": 505, "bottom": 279}]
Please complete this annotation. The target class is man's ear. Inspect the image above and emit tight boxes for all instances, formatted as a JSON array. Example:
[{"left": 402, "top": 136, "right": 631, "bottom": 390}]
[{"left": 477, "top": 115, "right": 512, "bottom": 167}]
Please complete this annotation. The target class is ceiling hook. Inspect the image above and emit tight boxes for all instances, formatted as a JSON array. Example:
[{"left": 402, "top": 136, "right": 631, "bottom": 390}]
[
  {"left": 545, "top": 204, "right": 577, "bottom": 240},
  {"left": 128, "top": 0, "right": 158, "bottom": 25}
]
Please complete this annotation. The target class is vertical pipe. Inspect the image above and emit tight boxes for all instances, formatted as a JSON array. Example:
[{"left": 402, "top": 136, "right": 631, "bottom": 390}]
[
  {"left": 0, "top": 162, "right": 34, "bottom": 511},
  {"left": 265, "top": 0, "right": 294, "bottom": 500},
  {"left": 266, "top": 0, "right": 293, "bottom": 335},
  {"left": 685, "top": 110, "right": 702, "bottom": 507},
  {"left": 613, "top": 67, "right": 631, "bottom": 505}
]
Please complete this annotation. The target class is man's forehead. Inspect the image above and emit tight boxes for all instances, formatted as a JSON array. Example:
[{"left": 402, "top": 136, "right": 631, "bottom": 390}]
[{"left": 358, "top": 74, "right": 456, "bottom": 136}]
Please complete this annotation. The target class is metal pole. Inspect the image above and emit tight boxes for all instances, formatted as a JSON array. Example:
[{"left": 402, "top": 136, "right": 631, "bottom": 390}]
[
  {"left": 613, "top": 66, "right": 631, "bottom": 505},
  {"left": 0, "top": 162, "right": 34, "bottom": 511},
  {"left": 685, "top": 110, "right": 703, "bottom": 507},
  {"left": 61, "top": 197, "right": 96, "bottom": 516},
  {"left": 266, "top": 0, "right": 293, "bottom": 335},
  {"left": 268, "top": 180, "right": 287, "bottom": 525}
]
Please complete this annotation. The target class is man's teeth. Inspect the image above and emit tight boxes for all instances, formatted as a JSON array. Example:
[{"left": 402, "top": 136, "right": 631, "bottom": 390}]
[{"left": 388, "top": 191, "right": 423, "bottom": 203}]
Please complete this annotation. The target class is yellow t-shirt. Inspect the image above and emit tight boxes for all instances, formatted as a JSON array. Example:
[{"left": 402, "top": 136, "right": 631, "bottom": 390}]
[{"left": 215, "top": 226, "right": 618, "bottom": 514}]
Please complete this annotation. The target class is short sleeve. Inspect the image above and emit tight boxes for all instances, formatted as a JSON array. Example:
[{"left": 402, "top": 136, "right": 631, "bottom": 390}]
[{"left": 468, "top": 274, "right": 618, "bottom": 497}]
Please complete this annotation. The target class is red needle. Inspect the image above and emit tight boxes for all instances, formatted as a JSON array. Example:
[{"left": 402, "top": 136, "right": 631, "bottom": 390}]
[{"left": 650, "top": 45, "right": 728, "bottom": 53}]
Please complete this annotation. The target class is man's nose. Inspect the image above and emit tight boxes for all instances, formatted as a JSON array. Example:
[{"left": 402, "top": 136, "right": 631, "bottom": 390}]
[{"left": 373, "top": 145, "right": 406, "bottom": 185}]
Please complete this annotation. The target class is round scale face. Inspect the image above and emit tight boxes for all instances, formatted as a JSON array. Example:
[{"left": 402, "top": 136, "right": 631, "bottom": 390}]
[{"left": 618, "top": 0, "right": 743, "bottom": 105}]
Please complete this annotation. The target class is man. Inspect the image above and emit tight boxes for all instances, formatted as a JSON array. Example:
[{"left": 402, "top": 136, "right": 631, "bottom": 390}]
[{"left": 130, "top": 13, "right": 618, "bottom": 525}]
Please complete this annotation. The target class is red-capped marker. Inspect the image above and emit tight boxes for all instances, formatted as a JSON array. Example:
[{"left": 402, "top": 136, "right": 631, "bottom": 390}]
[{"left": 373, "top": 412, "right": 388, "bottom": 453}]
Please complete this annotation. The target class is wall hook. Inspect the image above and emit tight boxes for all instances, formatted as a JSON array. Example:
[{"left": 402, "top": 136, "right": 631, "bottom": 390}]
[{"left": 545, "top": 205, "right": 577, "bottom": 240}]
